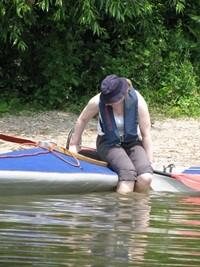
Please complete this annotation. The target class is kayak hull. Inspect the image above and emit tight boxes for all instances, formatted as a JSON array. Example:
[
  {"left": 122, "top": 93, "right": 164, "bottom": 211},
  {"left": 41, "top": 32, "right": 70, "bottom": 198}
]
[
  {"left": 151, "top": 174, "right": 196, "bottom": 193},
  {"left": 0, "top": 171, "right": 197, "bottom": 195},
  {"left": 0, "top": 170, "right": 118, "bottom": 195}
]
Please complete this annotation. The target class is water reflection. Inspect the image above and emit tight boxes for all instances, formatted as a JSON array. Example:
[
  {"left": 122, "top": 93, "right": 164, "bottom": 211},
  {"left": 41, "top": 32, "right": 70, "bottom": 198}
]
[
  {"left": 0, "top": 193, "right": 150, "bottom": 267},
  {"left": 89, "top": 194, "right": 150, "bottom": 266},
  {"left": 0, "top": 193, "right": 200, "bottom": 266},
  {"left": 148, "top": 193, "right": 200, "bottom": 266},
  {"left": 176, "top": 196, "right": 200, "bottom": 238}
]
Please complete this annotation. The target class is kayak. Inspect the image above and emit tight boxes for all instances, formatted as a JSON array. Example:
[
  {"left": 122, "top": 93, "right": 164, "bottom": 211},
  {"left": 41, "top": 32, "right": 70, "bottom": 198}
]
[
  {"left": 0, "top": 147, "right": 118, "bottom": 195},
  {"left": 0, "top": 134, "right": 199, "bottom": 195},
  {"left": 151, "top": 167, "right": 200, "bottom": 193}
]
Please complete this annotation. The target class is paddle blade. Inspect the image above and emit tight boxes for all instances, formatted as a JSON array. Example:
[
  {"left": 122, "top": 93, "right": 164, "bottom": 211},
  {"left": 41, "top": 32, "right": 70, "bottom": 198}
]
[
  {"left": 172, "top": 173, "right": 200, "bottom": 191},
  {"left": 0, "top": 134, "right": 36, "bottom": 145}
]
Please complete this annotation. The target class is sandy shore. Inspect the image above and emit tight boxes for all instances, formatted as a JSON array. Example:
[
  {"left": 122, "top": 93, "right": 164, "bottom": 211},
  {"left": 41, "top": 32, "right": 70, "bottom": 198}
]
[{"left": 0, "top": 111, "right": 199, "bottom": 171}]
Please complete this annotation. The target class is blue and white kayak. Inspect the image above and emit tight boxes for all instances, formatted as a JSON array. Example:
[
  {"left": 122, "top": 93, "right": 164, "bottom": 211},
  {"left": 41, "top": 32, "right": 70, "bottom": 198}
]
[
  {"left": 0, "top": 147, "right": 119, "bottom": 195},
  {"left": 0, "top": 146, "right": 199, "bottom": 195}
]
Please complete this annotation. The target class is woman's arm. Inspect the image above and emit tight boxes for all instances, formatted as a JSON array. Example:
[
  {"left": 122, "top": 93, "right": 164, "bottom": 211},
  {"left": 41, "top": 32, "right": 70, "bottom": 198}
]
[
  {"left": 69, "top": 94, "right": 100, "bottom": 153},
  {"left": 136, "top": 91, "right": 153, "bottom": 164}
]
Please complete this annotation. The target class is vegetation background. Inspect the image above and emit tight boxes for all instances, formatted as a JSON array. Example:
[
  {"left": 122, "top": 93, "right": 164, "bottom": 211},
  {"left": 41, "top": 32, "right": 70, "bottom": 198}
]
[{"left": 0, "top": 0, "right": 200, "bottom": 116}]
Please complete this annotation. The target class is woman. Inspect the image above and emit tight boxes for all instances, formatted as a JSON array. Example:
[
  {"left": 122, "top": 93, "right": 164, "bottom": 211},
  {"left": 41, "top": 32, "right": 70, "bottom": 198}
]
[{"left": 69, "top": 74, "right": 153, "bottom": 194}]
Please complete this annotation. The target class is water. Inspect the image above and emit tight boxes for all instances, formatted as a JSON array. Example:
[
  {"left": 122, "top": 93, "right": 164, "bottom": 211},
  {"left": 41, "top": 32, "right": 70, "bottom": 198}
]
[{"left": 0, "top": 192, "right": 200, "bottom": 267}]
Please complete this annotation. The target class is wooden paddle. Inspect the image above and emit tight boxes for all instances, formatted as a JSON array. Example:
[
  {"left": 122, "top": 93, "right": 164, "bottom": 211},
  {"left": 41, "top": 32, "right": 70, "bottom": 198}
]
[
  {"left": 0, "top": 134, "right": 36, "bottom": 145},
  {"left": 154, "top": 170, "right": 200, "bottom": 191}
]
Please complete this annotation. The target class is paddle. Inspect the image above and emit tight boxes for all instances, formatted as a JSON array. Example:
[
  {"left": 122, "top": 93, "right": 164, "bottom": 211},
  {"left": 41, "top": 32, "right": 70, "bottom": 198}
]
[
  {"left": 0, "top": 134, "right": 36, "bottom": 145},
  {"left": 154, "top": 170, "right": 200, "bottom": 191}
]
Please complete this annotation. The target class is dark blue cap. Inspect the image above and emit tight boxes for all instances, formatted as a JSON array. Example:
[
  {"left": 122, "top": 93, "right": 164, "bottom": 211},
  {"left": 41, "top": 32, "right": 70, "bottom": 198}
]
[{"left": 100, "top": 74, "right": 128, "bottom": 104}]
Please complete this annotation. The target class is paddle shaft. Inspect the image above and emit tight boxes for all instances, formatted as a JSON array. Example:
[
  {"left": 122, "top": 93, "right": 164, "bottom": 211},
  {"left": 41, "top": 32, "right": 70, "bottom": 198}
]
[{"left": 153, "top": 170, "right": 172, "bottom": 177}]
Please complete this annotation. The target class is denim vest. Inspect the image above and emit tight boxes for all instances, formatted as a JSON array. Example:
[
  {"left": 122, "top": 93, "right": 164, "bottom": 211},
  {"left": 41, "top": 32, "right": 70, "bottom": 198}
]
[{"left": 99, "top": 88, "right": 139, "bottom": 146}]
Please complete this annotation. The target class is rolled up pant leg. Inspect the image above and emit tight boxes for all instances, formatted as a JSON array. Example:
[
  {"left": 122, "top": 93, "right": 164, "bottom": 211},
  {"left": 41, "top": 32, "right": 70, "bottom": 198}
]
[
  {"left": 127, "top": 145, "right": 153, "bottom": 176},
  {"left": 97, "top": 137, "right": 137, "bottom": 181}
]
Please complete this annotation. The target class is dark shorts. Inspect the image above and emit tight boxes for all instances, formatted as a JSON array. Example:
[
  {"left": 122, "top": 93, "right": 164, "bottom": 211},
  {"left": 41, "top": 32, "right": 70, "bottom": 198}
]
[{"left": 96, "top": 135, "right": 153, "bottom": 182}]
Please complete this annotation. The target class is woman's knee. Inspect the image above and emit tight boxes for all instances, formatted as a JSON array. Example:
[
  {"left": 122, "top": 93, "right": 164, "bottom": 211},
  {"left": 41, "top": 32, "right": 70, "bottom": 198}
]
[
  {"left": 116, "top": 181, "right": 134, "bottom": 194},
  {"left": 134, "top": 173, "right": 152, "bottom": 193},
  {"left": 136, "top": 173, "right": 152, "bottom": 188}
]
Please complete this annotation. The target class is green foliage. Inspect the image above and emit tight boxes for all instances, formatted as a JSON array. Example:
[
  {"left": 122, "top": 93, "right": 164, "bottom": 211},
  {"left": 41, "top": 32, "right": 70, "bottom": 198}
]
[
  {"left": 34, "top": 34, "right": 82, "bottom": 108},
  {"left": 0, "top": 102, "right": 9, "bottom": 114},
  {"left": 154, "top": 57, "right": 200, "bottom": 116},
  {"left": 0, "top": 96, "right": 32, "bottom": 115},
  {"left": 0, "top": 0, "right": 200, "bottom": 117}
]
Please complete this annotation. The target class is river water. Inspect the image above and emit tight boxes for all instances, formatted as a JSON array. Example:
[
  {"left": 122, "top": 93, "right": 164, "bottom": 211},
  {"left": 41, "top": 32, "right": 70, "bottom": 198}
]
[{"left": 0, "top": 192, "right": 200, "bottom": 267}]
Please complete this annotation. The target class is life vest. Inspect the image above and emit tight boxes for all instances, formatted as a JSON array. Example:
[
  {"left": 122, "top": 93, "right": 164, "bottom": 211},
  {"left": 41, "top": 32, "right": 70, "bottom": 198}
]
[{"left": 99, "top": 88, "right": 139, "bottom": 146}]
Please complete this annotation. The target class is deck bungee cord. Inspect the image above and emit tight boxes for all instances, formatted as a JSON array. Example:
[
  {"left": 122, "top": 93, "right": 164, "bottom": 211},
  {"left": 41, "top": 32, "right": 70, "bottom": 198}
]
[
  {"left": 0, "top": 133, "right": 108, "bottom": 167},
  {"left": 0, "top": 134, "right": 80, "bottom": 167}
]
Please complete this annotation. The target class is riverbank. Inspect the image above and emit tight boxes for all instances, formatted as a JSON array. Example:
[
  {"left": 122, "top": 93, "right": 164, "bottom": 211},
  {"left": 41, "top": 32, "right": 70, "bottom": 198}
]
[{"left": 0, "top": 111, "right": 199, "bottom": 170}]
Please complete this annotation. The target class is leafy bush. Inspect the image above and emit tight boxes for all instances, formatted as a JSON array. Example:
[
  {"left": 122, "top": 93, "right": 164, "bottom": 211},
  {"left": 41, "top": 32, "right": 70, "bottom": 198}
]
[
  {"left": 0, "top": 0, "right": 200, "bottom": 116},
  {"left": 154, "top": 56, "right": 200, "bottom": 115}
]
